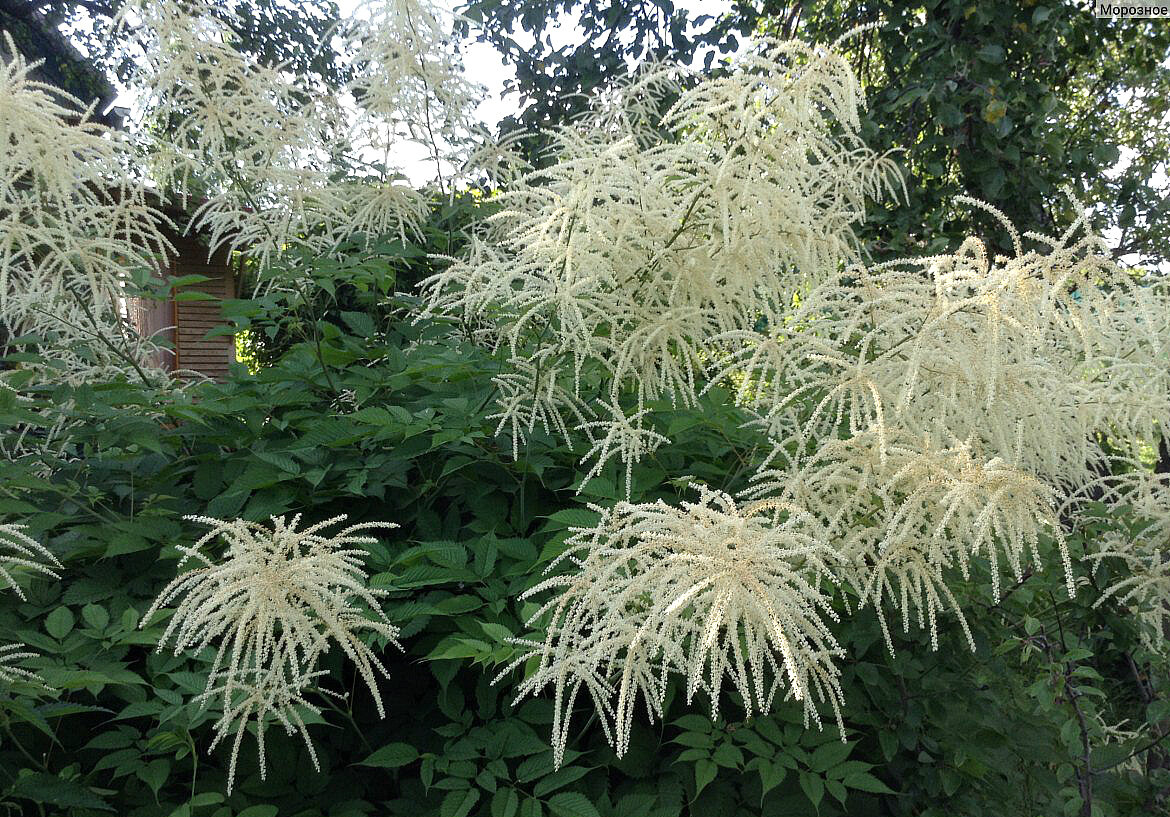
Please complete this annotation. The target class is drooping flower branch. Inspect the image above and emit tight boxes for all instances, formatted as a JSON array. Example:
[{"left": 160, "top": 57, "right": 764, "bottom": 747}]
[
  {"left": 143, "top": 514, "right": 399, "bottom": 793},
  {"left": 445, "top": 34, "right": 1170, "bottom": 760},
  {"left": 421, "top": 34, "right": 902, "bottom": 499},
  {"left": 115, "top": 0, "right": 486, "bottom": 284},
  {"left": 500, "top": 486, "right": 845, "bottom": 767}
]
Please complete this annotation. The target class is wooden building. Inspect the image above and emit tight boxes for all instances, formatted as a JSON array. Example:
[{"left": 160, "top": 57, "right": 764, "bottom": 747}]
[{"left": 130, "top": 229, "right": 238, "bottom": 382}]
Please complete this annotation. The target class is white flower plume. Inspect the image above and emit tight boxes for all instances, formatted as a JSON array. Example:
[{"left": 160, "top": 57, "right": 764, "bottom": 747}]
[
  {"left": 117, "top": 0, "right": 481, "bottom": 281},
  {"left": 487, "top": 355, "right": 595, "bottom": 460},
  {"left": 0, "top": 643, "right": 49, "bottom": 689},
  {"left": 0, "top": 525, "right": 58, "bottom": 693},
  {"left": 143, "top": 514, "right": 400, "bottom": 792},
  {"left": 1080, "top": 469, "right": 1170, "bottom": 653},
  {"left": 500, "top": 486, "right": 845, "bottom": 767},
  {"left": 0, "top": 523, "right": 62, "bottom": 601},
  {"left": 0, "top": 33, "right": 175, "bottom": 387},
  {"left": 420, "top": 33, "right": 901, "bottom": 480},
  {"left": 735, "top": 198, "right": 1167, "bottom": 651}
]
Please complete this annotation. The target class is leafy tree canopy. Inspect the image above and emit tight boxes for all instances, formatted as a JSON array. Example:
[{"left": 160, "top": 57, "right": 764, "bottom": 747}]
[
  {"left": 0, "top": 0, "right": 346, "bottom": 116},
  {"left": 461, "top": 0, "right": 1170, "bottom": 263}
]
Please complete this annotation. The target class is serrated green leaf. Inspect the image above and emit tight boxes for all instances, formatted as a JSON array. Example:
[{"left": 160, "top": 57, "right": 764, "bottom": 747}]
[
  {"left": 45, "top": 606, "right": 74, "bottom": 640},
  {"left": 799, "top": 771, "right": 824, "bottom": 809},
  {"left": 441, "top": 789, "right": 480, "bottom": 817},
  {"left": 491, "top": 788, "right": 520, "bottom": 817},
  {"left": 533, "top": 765, "right": 591, "bottom": 797},
  {"left": 81, "top": 604, "right": 109, "bottom": 631},
  {"left": 547, "top": 792, "right": 600, "bottom": 817},
  {"left": 360, "top": 742, "right": 419, "bottom": 768},
  {"left": 237, "top": 807, "right": 279, "bottom": 817},
  {"left": 10, "top": 774, "right": 113, "bottom": 811},
  {"left": 693, "top": 758, "right": 717, "bottom": 798},
  {"left": 842, "top": 772, "right": 896, "bottom": 794},
  {"left": 809, "top": 740, "right": 853, "bottom": 772}
]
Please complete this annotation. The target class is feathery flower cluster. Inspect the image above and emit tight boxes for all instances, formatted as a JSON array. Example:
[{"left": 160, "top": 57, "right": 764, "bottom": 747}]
[
  {"left": 143, "top": 514, "right": 400, "bottom": 792},
  {"left": 0, "top": 643, "right": 49, "bottom": 688},
  {"left": 748, "top": 430, "right": 1070, "bottom": 651},
  {"left": 500, "top": 486, "right": 845, "bottom": 767},
  {"left": 0, "top": 523, "right": 62, "bottom": 601},
  {"left": 432, "top": 33, "right": 1169, "bottom": 757},
  {"left": 118, "top": 0, "right": 481, "bottom": 283},
  {"left": 421, "top": 34, "right": 901, "bottom": 495},
  {"left": 741, "top": 201, "right": 1168, "bottom": 647},
  {"left": 0, "top": 33, "right": 175, "bottom": 387},
  {"left": 487, "top": 356, "right": 595, "bottom": 459},
  {"left": 0, "top": 525, "right": 58, "bottom": 691},
  {"left": 1079, "top": 469, "right": 1170, "bottom": 652}
]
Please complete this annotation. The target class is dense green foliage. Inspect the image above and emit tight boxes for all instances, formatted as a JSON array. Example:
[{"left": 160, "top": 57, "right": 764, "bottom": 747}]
[{"left": 1, "top": 196, "right": 1167, "bottom": 816}]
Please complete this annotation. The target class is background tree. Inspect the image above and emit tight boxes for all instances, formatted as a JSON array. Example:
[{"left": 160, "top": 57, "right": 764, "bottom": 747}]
[
  {"left": 462, "top": 0, "right": 1170, "bottom": 264},
  {"left": 0, "top": 0, "right": 347, "bottom": 120}
]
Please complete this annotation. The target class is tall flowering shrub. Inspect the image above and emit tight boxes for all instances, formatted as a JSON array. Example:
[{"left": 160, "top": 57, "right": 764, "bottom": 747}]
[
  {"left": 421, "top": 32, "right": 1170, "bottom": 765},
  {"left": 0, "top": 7, "right": 1167, "bottom": 811}
]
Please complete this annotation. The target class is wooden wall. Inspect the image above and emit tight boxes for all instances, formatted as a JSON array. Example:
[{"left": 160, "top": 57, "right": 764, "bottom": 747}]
[
  {"left": 129, "top": 288, "right": 175, "bottom": 372},
  {"left": 130, "top": 234, "right": 237, "bottom": 381},
  {"left": 172, "top": 236, "right": 235, "bottom": 380}
]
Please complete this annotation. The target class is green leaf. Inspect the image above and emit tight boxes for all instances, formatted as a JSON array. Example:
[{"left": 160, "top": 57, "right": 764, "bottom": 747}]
[
  {"left": 237, "top": 807, "right": 279, "bottom": 817},
  {"left": 809, "top": 740, "right": 853, "bottom": 772},
  {"left": 253, "top": 450, "right": 300, "bottom": 474},
  {"left": 341, "top": 311, "right": 377, "bottom": 337},
  {"left": 711, "top": 741, "right": 743, "bottom": 768},
  {"left": 542, "top": 508, "right": 599, "bottom": 529},
  {"left": 441, "top": 789, "right": 480, "bottom": 817},
  {"left": 137, "top": 759, "right": 170, "bottom": 796},
  {"left": 756, "top": 759, "right": 786, "bottom": 799},
  {"left": 799, "top": 771, "right": 824, "bottom": 809},
  {"left": 976, "top": 44, "right": 1004, "bottom": 63},
  {"left": 360, "top": 742, "right": 420, "bottom": 768},
  {"left": 173, "top": 290, "right": 219, "bottom": 302},
  {"left": 671, "top": 714, "right": 712, "bottom": 732},
  {"left": 547, "top": 792, "right": 600, "bottom": 817},
  {"left": 533, "top": 765, "right": 591, "bottom": 797},
  {"left": 481, "top": 622, "right": 514, "bottom": 643},
  {"left": 81, "top": 604, "right": 109, "bottom": 631},
  {"left": 168, "top": 273, "right": 212, "bottom": 288},
  {"left": 672, "top": 732, "right": 713, "bottom": 749},
  {"left": 425, "top": 636, "right": 491, "bottom": 661},
  {"left": 491, "top": 788, "right": 520, "bottom": 817},
  {"left": 45, "top": 606, "right": 75, "bottom": 640},
  {"left": 843, "top": 772, "right": 896, "bottom": 794},
  {"left": 10, "top": 774, "right": 113, "bottom": 811},
  {"left": 693, "top": 758, "right": 717, "bottom": 798}
]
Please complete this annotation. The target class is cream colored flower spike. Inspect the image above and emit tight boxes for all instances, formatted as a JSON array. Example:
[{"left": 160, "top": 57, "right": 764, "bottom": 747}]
[
  {"left": 419, "top": 32, "right": 900, "bottom": 482},
  {"left": 0, "top": 523, "right": 62, "bottom": 601},
  {"left": 117, "top": 0, "right": 479, "bottom": 283},
  {"left": 499, "top": 486, "right": 846, "bottom": 768},
  {"left": 0, "top": 33, "right": 175, "bottom": 385},
  {"left": 143, "top": 514, "right": 400, "bottom": 793}
]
